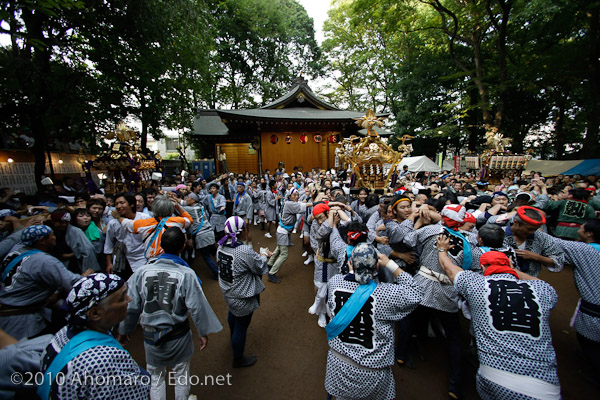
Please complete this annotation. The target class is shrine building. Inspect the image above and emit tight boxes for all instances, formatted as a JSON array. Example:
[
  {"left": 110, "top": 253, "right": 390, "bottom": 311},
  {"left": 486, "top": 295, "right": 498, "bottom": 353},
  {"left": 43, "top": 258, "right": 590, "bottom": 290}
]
[{"left": 192, "top": 77, "right": 389, "bottom": 174}]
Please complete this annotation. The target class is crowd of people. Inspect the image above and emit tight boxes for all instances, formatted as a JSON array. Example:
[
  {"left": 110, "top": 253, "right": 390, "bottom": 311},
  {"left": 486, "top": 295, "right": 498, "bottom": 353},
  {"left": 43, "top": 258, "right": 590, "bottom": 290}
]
[{"left": 0, "top": 165, "right": 599, "bottom": 399}]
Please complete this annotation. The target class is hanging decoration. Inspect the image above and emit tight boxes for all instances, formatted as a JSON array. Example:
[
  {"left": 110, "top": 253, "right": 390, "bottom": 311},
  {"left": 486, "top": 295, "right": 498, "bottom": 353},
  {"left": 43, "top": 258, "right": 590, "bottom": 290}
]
[
  {"left": 299, "top": 134, "right": 308, "bottom": 144},
  {"left": 328, "top": 134, "right": 339, "bottom": 143},
  {"left": 285, "top": 135, "right": 293, "bottom": 144},
  {"left": 270, "top": 135, "right": 278, "bottom": 144},
  {"left": 313, "top": 135, "right": 322, "bottom": 143}
]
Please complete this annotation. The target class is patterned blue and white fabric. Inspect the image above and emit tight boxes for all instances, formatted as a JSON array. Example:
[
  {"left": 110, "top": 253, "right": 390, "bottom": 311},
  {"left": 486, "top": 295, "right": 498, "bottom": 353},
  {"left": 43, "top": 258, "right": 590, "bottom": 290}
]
[
  {"left": 454, "top": 270, "right": 560, "bottom": 398},
  {"left": 216, "top": 243, "right": 268, "bottom": 317},
  {"left": 403, "top": 222, "right": 483, "bottom": 312},
  {"left": 325, "top": 272, "right": 423, "bottom": 398},
  {"left": 349, "top": 243, "right": 378, "bottom": 284},
  {"left": 21, "top": 225, "right": 52, "bottom": 246},
  {"left": 502, "top": 225, "right": 563, "bottom": 277},
  {"left": 65, "top": 273, "right": 123, "bottom": 325},
  {"left": 0, "top": 209, "right": 17, "bottom": 218},
  {"left": 41, "top": 326, "right": 150, "bottom": 400},
  {"left": 554, "top": 239, "right": 600, "bottom": 342}
]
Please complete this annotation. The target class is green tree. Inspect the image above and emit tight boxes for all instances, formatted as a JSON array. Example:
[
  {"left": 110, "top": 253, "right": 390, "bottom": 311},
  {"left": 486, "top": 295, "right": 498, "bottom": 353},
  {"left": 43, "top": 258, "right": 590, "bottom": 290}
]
[{"left": 208, "top": 0, "right": 322, "bottom": 108}]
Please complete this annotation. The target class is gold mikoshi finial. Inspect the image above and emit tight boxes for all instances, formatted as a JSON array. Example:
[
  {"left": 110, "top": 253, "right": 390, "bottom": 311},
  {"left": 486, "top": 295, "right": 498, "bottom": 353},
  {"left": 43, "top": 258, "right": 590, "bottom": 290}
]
[
  {"left": 106, "top": 121, "right": 137, "bottom": 143},
  {"left": 352, "top": 109, "right": 387, "bottom": 137}
]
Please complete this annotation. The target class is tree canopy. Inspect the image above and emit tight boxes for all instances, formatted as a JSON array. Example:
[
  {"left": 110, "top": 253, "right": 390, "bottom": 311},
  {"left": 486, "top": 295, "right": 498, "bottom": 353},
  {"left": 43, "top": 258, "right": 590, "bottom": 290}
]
[
  {"left": 0, "top": 0, "right": 321, "bottom": 186},
  {"left": 321, "top": 0, "right": 599, "bottom": 159}
]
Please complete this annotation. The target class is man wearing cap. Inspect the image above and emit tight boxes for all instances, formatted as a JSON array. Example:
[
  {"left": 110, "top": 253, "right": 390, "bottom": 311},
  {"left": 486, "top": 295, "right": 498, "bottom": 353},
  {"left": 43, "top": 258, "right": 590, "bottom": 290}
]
[
  {"left": 324, "top": 243, "right": 423, "bottom": 400},
  {"left": 39, "top": 273, "right": 150, "bottom": 399},
  {"left": 501, "top": 206, "right": 563, "bottom": 277},
  {"left": 48, "top": 209, "right": 101, "bottom": 273},
  {"left": 553, "top": 219, "right": 600, "bottom": 383},
  {"left": 119, "top": 228, "right": 222, "bottom": 399},
  {"left": 436, "top": 237, "right": 561, "bottom": 400},
  {"left": 216, "top": 216, "right": 272, "bottom": 368},
  {"left": 475, "top": 181, "right": 490, "bottom": 196},
  {"left": 0, "top": 225, "right": 92, "bottom": 339},
  {"left": 266, "top": 188, "right": 313, "bottom": 284},
  {"left": 401, "top": 204, "right": 483, "bottom": 398}
]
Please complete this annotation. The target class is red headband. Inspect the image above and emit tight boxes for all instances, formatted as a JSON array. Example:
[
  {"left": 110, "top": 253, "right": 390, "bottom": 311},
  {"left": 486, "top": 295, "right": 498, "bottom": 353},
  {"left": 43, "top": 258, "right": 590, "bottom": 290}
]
[
  {"left": 517, "top": 206, "right": 546, "bottom": 227},
  {"left": 347, "top": 231, "right": 367, "bottom": 240},
  {"left": 480, "top": 251, "right": 510, "bottom": 267},
  {"left": 463, "top": 213, "right": 476, "bottom": 224},
  {"left": 312, "top": 202, "right": 330, "bottom": 217},
  {"left": 481, "top": 251, "right": 518, "bottom": 278}
]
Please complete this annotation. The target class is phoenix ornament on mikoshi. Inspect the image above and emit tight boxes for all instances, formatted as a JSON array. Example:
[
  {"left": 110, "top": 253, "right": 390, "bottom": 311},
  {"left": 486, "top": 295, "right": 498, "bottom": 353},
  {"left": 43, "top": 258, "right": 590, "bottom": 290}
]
[
  {"left": 352, "top": 109, "right": 387, "bottom": 137},
  {"left": 338, "top": 109, "right": 411, "bottom": 190}
]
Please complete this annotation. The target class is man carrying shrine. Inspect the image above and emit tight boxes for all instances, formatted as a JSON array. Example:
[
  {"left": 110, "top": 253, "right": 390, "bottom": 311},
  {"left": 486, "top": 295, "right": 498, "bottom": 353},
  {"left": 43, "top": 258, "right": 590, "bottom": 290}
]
[
  {"left": 553, "top": 219, "right": 600, "bottom": 384},
  {"left": 436, "top": 238, "right": 561, "bottom": 400},
  {"left": 0, "top": 225, "right": 92, "bottom": 339},
  {"left": 266, "top": 188, "right": 312, "bottom": 283},
  {"left": 501, "top": 206, "right": 563, "bottom": 277},
  {"left": 401, "top": 204, "right": 483, "bottom": 399},
  {"left": 324, "top": 243, "right": 422, "bottom": 399}
]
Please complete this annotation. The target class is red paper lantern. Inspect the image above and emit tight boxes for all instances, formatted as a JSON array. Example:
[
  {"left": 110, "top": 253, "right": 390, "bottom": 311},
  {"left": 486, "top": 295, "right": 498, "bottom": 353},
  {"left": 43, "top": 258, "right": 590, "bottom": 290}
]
[
  {"left": 314, "top": 135, "right": 322, "bottom": 143},
  {"left": 299, "top": 134, "right": 308, "bottom": 144},
  {"left": 328, "top": 135, "right": 338, "bottom": 143},
  {"left": 270, "top": 135, "right": 278, "bottom": 144},
  {"left": 285, "top": 135, "right": 292, "bottom": 144}
]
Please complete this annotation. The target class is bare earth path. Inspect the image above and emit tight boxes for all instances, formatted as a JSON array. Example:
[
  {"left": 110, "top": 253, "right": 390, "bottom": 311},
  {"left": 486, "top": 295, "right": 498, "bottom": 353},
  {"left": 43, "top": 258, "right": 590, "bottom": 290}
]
[{"left": 125, "top": 225, "right": 599, "bottom": 399}]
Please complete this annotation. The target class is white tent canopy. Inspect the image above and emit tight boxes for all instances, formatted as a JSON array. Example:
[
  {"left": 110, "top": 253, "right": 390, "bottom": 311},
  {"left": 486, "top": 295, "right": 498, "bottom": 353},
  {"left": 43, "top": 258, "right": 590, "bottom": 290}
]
[
  {"left": 399, "top": 156, "right": 442, "bottom": 173},
  {"left": 442, "top": 159, "right": 455, "bottom": 171}
]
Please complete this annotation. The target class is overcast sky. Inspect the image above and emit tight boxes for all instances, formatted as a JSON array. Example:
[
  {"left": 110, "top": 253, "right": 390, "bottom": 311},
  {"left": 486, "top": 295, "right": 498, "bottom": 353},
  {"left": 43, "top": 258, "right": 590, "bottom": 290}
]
[{"left": 296, "top": 0, "right": 332, "bottom": 44}]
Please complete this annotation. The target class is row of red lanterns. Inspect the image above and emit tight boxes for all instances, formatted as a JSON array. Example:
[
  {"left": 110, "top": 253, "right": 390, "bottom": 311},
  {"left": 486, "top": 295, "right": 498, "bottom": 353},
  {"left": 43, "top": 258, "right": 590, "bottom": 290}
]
[{"left": 270, "top": 134, "right": 339, "bottom": 144}]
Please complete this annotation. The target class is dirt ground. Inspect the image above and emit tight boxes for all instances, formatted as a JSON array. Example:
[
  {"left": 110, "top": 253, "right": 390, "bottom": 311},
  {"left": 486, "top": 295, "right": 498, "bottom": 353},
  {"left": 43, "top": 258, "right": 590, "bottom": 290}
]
[{"left": 125, "top": 224, "right": 600, "bottom": 399}]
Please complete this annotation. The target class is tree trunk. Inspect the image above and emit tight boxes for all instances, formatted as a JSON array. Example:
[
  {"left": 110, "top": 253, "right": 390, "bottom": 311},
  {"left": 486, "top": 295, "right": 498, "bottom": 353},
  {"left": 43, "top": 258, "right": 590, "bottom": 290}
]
[
  {"left": 472, "top": 38, "right": 492, "bottom": 127},
  {"left": 140, "top": 87, "right": 148, "bottom": 150},
  {"left": 466, "top": 88, "right": 481, "bottom": 151},
  {"left": 23, "top": 8, "right": 51, "bottom": 190},
  {"left": 494, "top": 0, "right": 513, "bottom": 131},
  {"left": 553, "top": 98, "right": 566, "bottom": 159},
  {"left": 582, "top": 2, "right": 600, "bottom": 157}
]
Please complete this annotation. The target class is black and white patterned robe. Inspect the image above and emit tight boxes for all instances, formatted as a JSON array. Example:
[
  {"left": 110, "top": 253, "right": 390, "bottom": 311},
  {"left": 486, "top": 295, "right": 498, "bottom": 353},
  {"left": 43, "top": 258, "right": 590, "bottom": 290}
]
[
  {"left": 403, "top": 222, "right": 483, "bottom": 313},
  {"left": 502, "top": 225, "right": 563, "bottom": 277},
  {"left": 554, "top": 239, "right": 600, "bottom": 342},
  {"left": 216, "top": 243, "right": 268, "bottom": 317},
  {"left": 41, "top": 326, "right": 150, "bottom": 400},
  {"left": 325, "top": 273, "right": 423, "bottom": 400},
  {"left": 454, "top": 271, "right": 560, "bottom": 399}
]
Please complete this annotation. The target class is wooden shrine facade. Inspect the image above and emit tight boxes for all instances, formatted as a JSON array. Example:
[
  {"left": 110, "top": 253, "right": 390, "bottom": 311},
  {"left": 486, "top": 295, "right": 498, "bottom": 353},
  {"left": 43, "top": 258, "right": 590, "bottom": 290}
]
[{"left": 193, "top": 77, "right": 388, "bottom": 175}]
